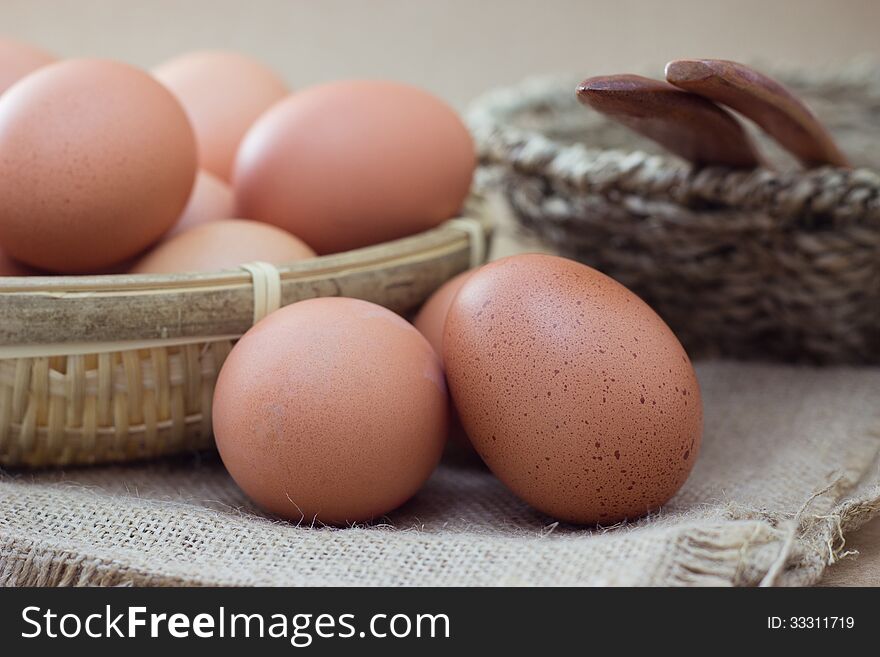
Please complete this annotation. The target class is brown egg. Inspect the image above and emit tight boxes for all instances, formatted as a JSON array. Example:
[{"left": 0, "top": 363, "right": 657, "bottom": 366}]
[
  {"left": 413, "top": 271, "right": 475, "bottom": 454},
  {"left": 444, "top": 254, "right": 702, "bottom": 525},
  {"left": 132, "top": 218, "right": 315, "bottom": 274},
  {"left": 213, "top": 297, "right": 448, "bottom": 524},
  {"left": 0, "top": 247, "right": 34, "bottom": 276},
  {"left": 415, "top": 272, "right": 470, "bottom": 355},
  {"left": 0, "top": 59, "right": 196, "bottom": 273},
  {"left": 166, "top": 169, "right": 235, "bottom": 239},
  {"left": 154, "top": 50, "right": 288, "bottom": 181},
  {"left": 233, "top": 80, "right": 475, "bottom": 255},
  {"left": 0, "top": 38, "right": 56, "bottom": 96}
]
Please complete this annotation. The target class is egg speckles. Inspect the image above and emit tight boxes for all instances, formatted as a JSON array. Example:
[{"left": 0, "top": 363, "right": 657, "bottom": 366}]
[
  {"left": 443, "top": 254, "right": 702, "bottom": 524},
  {"left": 0, "top": 59, "right": 197, "bottom": 272}
]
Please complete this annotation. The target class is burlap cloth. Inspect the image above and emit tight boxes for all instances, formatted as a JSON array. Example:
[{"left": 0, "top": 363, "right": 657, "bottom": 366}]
[{"left": 1, "top": 361, "right": 879, "bottom": 586}]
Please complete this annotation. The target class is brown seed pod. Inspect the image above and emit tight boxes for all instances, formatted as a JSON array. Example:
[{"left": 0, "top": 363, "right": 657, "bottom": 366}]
[
  {"left": 577, "top": 73, "right": 761, "bottom": 168},
  {"left": 665, "top": 58, "right": 849, "bottom": 168}
]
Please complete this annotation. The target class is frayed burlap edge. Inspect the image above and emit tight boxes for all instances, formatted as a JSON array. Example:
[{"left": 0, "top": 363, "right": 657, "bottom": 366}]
[
  {"left": 3, "top": 488, "right": 878, "bottom": 587},
  {"left": 0, "top": 537, "right": 175, "bottom": 587},
  {"left": 3, "top": 416, "right": 878, "bottom": 587},
  {"left": 659, "top": 485, "right": 880, "bottom": 587},
  {"left": 665, "top": 421, "right": 880, "bottom": 587}
]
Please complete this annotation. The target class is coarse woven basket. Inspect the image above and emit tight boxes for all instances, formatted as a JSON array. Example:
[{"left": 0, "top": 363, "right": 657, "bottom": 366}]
[
  {"left": 468, "top": 63, "right": 880, "bottom": 364},
  {"left": 0, "top": 214, "right": 490, "bottom": 468}
]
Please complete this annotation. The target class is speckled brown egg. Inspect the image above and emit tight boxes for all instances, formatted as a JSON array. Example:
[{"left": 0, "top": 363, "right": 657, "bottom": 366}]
[
  {"left": 413, "top": 271, "right": 475, "bottom": 454},
  {"left": 132, "top": 218, "right": 315, "bottom": 273},
  {"left": 0, "top": 59, "right": 197, "bottom": 273},
  {"left": 0, "top": 38, "right": 56, "bottom": 96},
  {"left": 213, "top": 297, "right": 448, "bottom": 524},
  {"left": 443, "top": 254, "right": 702, "bottom": 525}
]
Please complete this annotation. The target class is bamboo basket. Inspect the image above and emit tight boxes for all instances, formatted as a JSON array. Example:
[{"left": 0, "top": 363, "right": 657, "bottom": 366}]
[
  {"left": 468, "top": 64, "right": 880, "bottom": 364},
  {"left": 0, "top": 215, "right": 490, "bottom": 468}
]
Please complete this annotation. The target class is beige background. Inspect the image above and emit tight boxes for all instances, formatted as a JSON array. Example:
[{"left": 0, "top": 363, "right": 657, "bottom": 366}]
[
  {"left": 2, "top": 0, "right": 879, "bottom": 108},
  {"left": 3, "top": 0, "right": 878, "bottom": 585}
]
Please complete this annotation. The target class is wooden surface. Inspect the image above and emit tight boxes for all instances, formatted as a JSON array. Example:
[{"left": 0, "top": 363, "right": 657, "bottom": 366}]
[{"left": 0, "top": 220, "right": 482, "bottom": 349}]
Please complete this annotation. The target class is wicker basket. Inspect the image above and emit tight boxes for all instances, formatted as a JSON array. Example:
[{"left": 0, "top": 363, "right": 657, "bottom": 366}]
[
  {"left": 0, "top": 215, "right": 490, "bottom": 467},
  {"left": 468, "top": 64, "right": 880, "bottom": 364}
]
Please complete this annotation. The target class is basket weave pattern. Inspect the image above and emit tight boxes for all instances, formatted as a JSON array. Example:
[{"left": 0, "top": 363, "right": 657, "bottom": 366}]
[
  {"left": 0, "top": 344, "right": 228, "bottom": 466},
  {"left": 0, "top": 218, "right": 488, "bottom": 467},
  {"left": 469, "top": 67, "right": 880, "bottom": 363}
]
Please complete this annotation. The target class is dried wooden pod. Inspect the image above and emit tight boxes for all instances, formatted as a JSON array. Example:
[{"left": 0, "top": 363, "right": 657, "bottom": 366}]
[
  {"left": 577, "top": 74, "right": 761, "bottom": 168},
  {"left": 665, "top": 59, "right": 849, "bottom": 169}
]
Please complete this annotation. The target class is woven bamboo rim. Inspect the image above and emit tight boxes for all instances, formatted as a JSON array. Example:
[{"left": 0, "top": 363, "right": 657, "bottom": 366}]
[
  {"left": 0, "top": 215, "right": 491, "bottom": 467},
  {"left": 467, "top": 64, "right": 880, "bottom": 364}
]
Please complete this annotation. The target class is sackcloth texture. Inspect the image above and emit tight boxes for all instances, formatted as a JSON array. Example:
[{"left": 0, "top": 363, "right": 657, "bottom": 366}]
[{"left": 1, "top": 361, "right": 879, "bottom": 587}]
